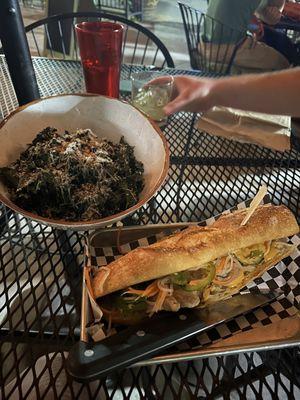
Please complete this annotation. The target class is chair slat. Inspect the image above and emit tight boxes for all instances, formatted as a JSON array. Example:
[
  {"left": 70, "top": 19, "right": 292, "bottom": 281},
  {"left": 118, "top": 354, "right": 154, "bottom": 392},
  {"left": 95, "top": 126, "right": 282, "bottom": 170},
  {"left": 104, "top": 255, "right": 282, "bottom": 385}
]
[
  {"left": 140, "top": 37, "right": 150, "bottom": 65},
  {"left": 31, "top": 30, "right": 41, "bottom": 57},
  {"left": 25, "top": 12, "right": 174, "bottom": 69},
  {"left": 72, "top": 23, "right": 78, "bottom": 61},
  {"left": 57, "top": 20, "right": 66, "bottom": 59},
  {"left": 152, "top": 47, "right": 159, "bottom": 66},
  {"left": 130, "top": 30, "right": 140, "bottom": 66},
  {"left": 44, "top": 24, "right": 54, "bottom": 58}
]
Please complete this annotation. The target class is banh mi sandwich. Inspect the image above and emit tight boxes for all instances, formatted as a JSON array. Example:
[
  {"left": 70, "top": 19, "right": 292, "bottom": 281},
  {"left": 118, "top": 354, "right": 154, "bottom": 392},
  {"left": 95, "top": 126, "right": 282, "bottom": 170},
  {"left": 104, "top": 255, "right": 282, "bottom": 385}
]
[{"left": 92, "top": 204, "right": 299, "bottom": 324}]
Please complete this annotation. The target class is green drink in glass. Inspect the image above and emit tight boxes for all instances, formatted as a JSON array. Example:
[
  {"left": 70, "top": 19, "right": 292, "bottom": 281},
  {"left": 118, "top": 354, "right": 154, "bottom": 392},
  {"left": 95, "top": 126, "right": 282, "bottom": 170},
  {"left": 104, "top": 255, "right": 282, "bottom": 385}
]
[{"left": 131, "top": 72, "right": 173, "bottom": 123}]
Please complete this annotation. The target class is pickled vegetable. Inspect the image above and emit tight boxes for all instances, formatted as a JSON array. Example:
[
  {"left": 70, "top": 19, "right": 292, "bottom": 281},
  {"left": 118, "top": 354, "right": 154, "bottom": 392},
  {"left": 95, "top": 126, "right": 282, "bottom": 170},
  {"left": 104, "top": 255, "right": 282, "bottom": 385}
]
[
  {"left": 183, "top": 263, "right": 216, "bottom": 291},
  {"left": 213, "top": 264, "right": 244, "bottom": 288},
  {"left": 115, "top": 295, "right": 147, "bottom": 315},
  {"left": 170, "top": 271, "right": 189, "bottom": 286},
  {"left": 234, "top": 243, "right": 265, "bottom": 265}
]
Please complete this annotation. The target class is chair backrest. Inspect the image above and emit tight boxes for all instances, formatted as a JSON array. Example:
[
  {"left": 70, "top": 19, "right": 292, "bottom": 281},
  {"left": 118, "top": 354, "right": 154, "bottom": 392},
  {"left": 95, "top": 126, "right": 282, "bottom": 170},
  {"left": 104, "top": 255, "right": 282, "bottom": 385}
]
[
  {"left": 22, "top": 0, "right": 45, "bottom": 9},
  {"left": 94, "top": 0, "right": 143, "bottom": 20},
  {"left": 95, "top": 0, "right": 129, "bottom": 13},
  {"left": 25, "top": 11, "right": 174, "bottom": 77},
  {"left": 178, "top": 2, "right": 245, "bottom": 74}
]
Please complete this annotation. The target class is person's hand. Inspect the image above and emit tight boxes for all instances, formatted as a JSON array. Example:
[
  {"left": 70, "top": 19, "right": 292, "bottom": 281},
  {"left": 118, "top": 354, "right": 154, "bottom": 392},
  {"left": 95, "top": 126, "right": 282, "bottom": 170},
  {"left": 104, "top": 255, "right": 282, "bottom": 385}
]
[
  {"left": 150, "top": 76, "right": 218, "bottom": 115},
  {"left": 249, "top": 16, "right": 265, "bottom": 41}
]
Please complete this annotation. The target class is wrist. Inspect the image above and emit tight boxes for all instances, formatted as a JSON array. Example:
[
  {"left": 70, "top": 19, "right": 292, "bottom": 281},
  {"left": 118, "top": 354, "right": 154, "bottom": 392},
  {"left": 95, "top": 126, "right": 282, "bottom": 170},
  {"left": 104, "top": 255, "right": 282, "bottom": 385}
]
[{"left": 209, "top": 78, "right": 229, "bottom": 108}]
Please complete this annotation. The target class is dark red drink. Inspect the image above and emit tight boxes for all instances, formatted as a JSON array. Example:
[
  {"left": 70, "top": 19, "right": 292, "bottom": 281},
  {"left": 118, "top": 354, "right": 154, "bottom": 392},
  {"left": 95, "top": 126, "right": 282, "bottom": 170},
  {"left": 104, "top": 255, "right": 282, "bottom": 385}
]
[{"left": 75, "top": 22, "right": 123, "bottom": 98}]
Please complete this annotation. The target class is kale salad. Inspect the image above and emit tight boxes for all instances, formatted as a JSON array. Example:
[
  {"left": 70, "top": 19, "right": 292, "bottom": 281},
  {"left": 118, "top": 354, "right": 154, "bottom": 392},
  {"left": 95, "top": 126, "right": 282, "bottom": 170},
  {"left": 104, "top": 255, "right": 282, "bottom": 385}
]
[{"left": 0, "top": 127, "right": 144, "bottom": 221}]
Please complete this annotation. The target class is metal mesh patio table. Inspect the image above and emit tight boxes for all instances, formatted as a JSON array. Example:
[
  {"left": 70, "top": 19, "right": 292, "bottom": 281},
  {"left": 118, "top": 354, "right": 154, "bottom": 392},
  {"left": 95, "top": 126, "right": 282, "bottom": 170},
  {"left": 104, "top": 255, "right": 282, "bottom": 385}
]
[{"left": 0, "top": 56, "right": 299, "bottom": 399}]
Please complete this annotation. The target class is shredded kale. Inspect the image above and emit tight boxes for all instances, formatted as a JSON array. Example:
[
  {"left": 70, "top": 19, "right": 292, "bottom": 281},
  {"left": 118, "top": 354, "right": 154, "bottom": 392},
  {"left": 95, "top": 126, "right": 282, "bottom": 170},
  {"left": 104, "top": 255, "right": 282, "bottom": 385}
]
[{"left": 0, "top": 127, "right": 144, "bottom": 221}]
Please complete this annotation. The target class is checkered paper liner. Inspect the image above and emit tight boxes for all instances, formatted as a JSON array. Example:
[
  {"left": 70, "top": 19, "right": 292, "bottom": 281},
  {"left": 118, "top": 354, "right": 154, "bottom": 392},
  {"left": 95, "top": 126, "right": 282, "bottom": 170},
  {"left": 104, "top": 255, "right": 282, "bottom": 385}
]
[{"left": 89, "top": 196, "right": 300, "bottom": 348}]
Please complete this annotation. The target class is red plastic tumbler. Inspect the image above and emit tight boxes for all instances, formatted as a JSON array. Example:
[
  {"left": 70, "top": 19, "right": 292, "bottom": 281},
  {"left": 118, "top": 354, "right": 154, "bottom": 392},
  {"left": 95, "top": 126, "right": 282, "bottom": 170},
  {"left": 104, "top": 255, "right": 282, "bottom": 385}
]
[{"left": 75, "top": 21, "right": 123, "bottom": 98}]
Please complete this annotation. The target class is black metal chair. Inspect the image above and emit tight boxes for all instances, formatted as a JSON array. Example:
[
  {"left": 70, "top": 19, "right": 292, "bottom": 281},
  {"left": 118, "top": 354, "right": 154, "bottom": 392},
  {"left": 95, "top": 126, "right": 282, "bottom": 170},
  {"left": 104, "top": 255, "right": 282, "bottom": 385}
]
[
  {"left": 22, "top": 0, "right": 45, "bottom": 9},
  {"left": 95, "top": 0, "right": 144, "bottom": 21},
  {"left": 25, "top": 11, "right": 175, "bottom": 75},
  {"left": 178, "top": 2, "right": 245, "bottom": 74}
]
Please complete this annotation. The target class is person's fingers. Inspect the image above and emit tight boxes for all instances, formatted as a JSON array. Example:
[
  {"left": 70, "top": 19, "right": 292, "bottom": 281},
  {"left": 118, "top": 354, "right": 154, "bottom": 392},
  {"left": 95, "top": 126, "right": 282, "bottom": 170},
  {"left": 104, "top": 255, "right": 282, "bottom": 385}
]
[
  {"left": 144, "top": 76, "right": 214, "bottom": 114},
  {"left": 164, "top": 94, "right": 190, "bottom": 115},
  {"left": 145, "top": 76, "right": 179, "bottom": 99},
  {"left": 146, "top": 76, "right": 170, "bottom": 86}
]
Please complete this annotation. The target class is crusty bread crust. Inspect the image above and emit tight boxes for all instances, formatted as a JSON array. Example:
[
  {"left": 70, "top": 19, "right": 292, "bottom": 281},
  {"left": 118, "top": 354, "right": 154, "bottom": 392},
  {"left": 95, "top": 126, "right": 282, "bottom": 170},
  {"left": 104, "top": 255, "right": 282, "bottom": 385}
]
[{"left": 92, "top": 204, "right": 299, "bottom": 298}]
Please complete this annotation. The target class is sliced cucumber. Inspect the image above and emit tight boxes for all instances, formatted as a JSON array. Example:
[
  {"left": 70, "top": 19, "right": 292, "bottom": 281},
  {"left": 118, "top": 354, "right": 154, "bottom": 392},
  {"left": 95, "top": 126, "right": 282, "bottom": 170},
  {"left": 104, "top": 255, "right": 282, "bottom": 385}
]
[
  {"left": 115, "top": 295, "right": 147, "bottom": 316},
  {"left": 170, "top": 271, "right": 189, "bottom": 286}
]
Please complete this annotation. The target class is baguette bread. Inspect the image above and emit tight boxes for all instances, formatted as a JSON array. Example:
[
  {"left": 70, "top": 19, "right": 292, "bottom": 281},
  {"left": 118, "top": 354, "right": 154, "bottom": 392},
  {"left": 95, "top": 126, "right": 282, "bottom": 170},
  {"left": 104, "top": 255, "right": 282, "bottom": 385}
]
[{"left": 92, "top": 204, "right": 299, "bottom": 298}]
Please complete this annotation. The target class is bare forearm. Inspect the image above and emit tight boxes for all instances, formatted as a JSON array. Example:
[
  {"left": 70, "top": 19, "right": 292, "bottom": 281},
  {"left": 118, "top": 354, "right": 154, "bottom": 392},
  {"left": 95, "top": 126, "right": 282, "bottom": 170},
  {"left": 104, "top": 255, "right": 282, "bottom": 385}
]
[
  {"left": 161, "top": 68, "right": 300, "bottom": 116},
  {"left": 213, "top": 68, "right": 300, "bottom": 116}
]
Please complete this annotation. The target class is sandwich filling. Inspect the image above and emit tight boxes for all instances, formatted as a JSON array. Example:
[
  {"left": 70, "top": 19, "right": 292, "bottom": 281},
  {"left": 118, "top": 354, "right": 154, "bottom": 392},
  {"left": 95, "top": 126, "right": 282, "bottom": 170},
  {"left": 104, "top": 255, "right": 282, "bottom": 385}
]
[{"left": 99, "top": 239, "right": 294, "bottom": 320}]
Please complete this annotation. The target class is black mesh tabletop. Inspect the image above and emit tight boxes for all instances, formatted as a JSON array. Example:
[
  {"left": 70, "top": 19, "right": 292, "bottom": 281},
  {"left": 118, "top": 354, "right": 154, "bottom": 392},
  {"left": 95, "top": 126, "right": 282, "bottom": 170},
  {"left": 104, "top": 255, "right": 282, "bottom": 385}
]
[{"left": 0, "top": 56, "right": 300, "bottom": 399}]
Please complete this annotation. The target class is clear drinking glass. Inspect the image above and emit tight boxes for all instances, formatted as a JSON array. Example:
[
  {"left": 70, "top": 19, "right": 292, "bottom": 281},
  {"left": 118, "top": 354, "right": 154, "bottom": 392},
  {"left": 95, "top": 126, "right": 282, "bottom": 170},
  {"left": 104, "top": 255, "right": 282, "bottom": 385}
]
[{"left": 131, "top": 72, "right": 174, "bottom": 122}]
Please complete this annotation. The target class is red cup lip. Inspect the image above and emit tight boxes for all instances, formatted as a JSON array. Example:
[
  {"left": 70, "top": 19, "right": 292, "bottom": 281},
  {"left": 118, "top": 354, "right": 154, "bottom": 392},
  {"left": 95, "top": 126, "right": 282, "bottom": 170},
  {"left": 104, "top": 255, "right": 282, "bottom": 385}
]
[{"left": 75, "top": 21, "right": 123, "bottom": 34}]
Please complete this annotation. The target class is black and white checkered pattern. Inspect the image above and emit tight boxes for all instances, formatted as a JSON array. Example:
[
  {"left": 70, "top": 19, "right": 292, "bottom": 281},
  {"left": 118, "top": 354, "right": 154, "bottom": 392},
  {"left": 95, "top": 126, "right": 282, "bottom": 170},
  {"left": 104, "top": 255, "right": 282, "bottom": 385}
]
[{"left": 89, "top": 196, "right": 300, "bottom": 348}]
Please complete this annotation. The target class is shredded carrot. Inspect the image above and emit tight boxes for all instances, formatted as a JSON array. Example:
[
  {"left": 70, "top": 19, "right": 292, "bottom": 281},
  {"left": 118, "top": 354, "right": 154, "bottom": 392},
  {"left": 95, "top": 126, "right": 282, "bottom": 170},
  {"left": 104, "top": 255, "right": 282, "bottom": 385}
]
[
  {"left": 151, "top": 290, "right": 168, "bottom": 314},
  {"left": 145, "top": 287, "right": 160, "bottom": 298},
  {"left": 213, "top": 256, "right": 232, "bottom": 284},
  {"left": 213, "top": 275, "right": 231, "bottom": 285},
  {"left": 125, "top": 288, "right": 145, "bottom": 296},
  {"left": 125, "top": 281, "right": 159, "bottom": 298}
]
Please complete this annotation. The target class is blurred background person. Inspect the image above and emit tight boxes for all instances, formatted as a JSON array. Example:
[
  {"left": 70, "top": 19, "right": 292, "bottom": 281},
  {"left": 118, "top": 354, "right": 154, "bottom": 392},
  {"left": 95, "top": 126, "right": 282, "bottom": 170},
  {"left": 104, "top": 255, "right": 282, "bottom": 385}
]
[
  {"left": 205, "top": 0, "right": 298, "bottom": 73},
  {"left": 256, "top": 0, "right": 300, "bottom": 65}
]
